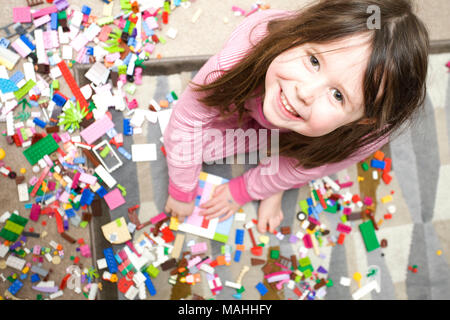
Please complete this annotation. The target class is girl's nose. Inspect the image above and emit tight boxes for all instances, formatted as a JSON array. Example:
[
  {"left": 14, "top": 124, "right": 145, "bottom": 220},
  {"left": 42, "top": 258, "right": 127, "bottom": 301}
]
[{"left": 295, "top": 82, "right": 319, "bottom": 106}]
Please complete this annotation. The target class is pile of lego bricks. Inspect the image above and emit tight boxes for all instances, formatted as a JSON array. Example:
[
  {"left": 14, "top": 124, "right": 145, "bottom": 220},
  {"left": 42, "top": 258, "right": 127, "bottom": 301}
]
[{"left": 0, "top": 0, "right": 194, "bottom": 300}]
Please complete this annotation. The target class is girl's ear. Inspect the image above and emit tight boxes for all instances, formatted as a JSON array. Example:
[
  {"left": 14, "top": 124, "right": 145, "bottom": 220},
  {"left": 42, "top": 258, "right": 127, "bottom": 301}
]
[{"left": 357, "top": 117, "right": 376, "bottom": 125}]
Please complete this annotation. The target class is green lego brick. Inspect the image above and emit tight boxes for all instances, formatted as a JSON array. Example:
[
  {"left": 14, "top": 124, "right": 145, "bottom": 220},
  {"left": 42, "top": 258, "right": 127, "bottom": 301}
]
[
  {"left": 0, "top": 228, "right": 19, "bottom": 241},
  {"left": 146, "top": 265, "right": 160, "bottom": 278},
  {"left": 359, "top": 220, "right": 380, "bottom": 252},
  {"left": 23, "top": 134, "right": 59, "bottom": 165},
  {"left": 270, "top": 249, "right": 279, "bottom": 260},
  {"left": 299, "top": 200, "right": 309, "bottom": 215},
  {"left": 9, "top": 213, "right": 28, "bottom": 226},
  {"left": 213, "top": 233, "right": 228, "bottom": 243},
  {"left": 5, "top": 221, "right": 24, "bottom": 235},
  {"left": 303, "top": 268, "right": 312, "bottom": 278},
  {"left": 299, "top": 257, "right": 311, "bottom": 267},
  {"left": 324, "top": 201, "right": 338, "bottom": 213},
  {"left": 14, "top": 79, "right": 36, "bottom": 100},
  {"left": 28, "top": 184, "right": 44, "bottom": 196},
  {"left": 237, "top": 286, "right": 245, "bottom": 294},
  {"left": 361, "top": 162, "right": 369, "bottom": 171}
]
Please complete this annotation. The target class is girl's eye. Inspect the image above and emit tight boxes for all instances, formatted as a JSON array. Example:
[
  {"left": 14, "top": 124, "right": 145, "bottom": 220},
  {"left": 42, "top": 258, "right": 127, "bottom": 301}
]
[
  {"left": 309, "top": 55, "right": 320, "bottom": 70},
  {"left": 331, "top": 88, "right": 344, "bottom": 103}
]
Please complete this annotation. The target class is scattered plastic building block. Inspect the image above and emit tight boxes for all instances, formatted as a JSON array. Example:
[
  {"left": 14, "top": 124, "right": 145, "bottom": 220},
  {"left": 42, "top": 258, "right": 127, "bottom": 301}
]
[
  {"left": 80, "top": 115, "right": 115, "bottom": 145},
  {"left": 103, "top": 188, "right": 126, "bottom": 210},
  {"left": 103, "top": 247, "right": 118, "bottom": 273},
  {"left": 8, "top": 279, "right": 24, "bottom": 295},
  {"left": 173, "top": 172, "right": 234, "bottom": 243},
  {"left": 57, "top": 60, "right": 88, "bottom": 108},
  {"left": 255, "top": 282, "right": 268, "bottom": 296},
  {"left": 14, "top": 79, "right": 36, "bottom": 100},
  {"left": 359, "top": 220, "right": 380, "bottom": 252},
  {"left": 0, "top": 213, "right": 28, "bottom": 242},
  {"left": 23, "top": 134, "right": 59, "bottom": 165}
]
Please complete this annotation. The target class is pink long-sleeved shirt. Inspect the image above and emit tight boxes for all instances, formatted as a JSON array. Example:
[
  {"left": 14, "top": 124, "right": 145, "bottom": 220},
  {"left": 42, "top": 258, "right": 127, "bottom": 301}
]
[{"left": 163, "top": 9, "right": 389, "bottom": 206}]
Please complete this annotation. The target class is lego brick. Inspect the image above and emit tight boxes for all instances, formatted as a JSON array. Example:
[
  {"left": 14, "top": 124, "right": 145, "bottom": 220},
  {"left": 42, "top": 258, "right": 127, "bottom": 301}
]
[
  {"left": 57, "top": 60, "right": 88, "bottom": 108},
  {"left": 131, "top": 144, "right": 157, "bottom": 162},
  {"left": 359, "top": 220, "right": 380, "bottom": 252},
  {"left": 0, "top": 46, "right": 21, "bottom": 70},
  {"left": 23, "top": 134, "right": 59, "bottom": 165},
  {"left": 80, "top": 115, "right": 115, "bottom": 145},
  {"left": 104, "top": 188, "right": 126, "bottom": 210}
]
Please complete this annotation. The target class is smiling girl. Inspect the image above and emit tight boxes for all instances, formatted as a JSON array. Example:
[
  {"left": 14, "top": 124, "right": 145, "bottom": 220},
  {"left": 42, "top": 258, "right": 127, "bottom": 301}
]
[{"left": 163, "top": 0, "right": 429, "bottom": 233}]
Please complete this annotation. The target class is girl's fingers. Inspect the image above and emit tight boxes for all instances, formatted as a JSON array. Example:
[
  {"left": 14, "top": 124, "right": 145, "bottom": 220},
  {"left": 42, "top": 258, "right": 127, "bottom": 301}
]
[
  {"left": 200, "top": 195, "right": 221, "bottom": 209},
  {"left": 205, "top": 206, "right": 229, "bottom": 220},
  {"left": 218, "top": 210, "right": 234, "bottom": 222},
  {"left": 257, "top": 217, "right": 268, "bottom": 233}
]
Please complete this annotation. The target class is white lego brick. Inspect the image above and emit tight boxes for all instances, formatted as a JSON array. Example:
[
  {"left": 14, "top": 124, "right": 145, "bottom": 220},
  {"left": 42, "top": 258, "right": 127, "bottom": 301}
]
[
  {"left": 61, "top": 45, "right": 73, "bottom": 60},
  {"left": 124, "top": 285, "right": 139, "bottom": 300},
  {"left": 352, "top": 280, "right": 380, "bottom": 300},
  {"left": 0, "top": 65, "right": 8, "bottom": 78},
  {"left": 234, "top": 213, "right": 246, "bottom": 222},
  {"left": 88, "top": 283, "right": 98, "bottom": 300},
  {"left": 94, "top": 165, "right": 117, "bottom": 188},
  {"left": 49, "top": 290, "right": 63, "bottom": 299},
  {"left": 225, "top": 281, "right": 241, "bottom": 290},
  {"left": 0, "top": 46, "right": 20, "bottom": 70},
  {"left": 58, "top": 26, "right": 70, "bottom": 44},
  {"left": 50, "top": 67, "right": 62, "bottom": 79},
  {"left": 132, "top": 272, "right": 146, "bottom": 287},
  {"left": 166, "top": 27, "right": 178, "bottom": 39},
  {"left": 23, "top": 62, "right": 36, "bottom": 82},
  {"left": 131, "top": 144, "right": 157, "bottom": 162},
  {"left": 340, "top": 276, "right": 351, "bottom": 287},
  {"left": 84, "top": 23, "right": 101, "bottom": 41},
  {"left": 6, "top": 255, "right": 26, "bottom": 270},
  {"left": 144, "top": 110, "right": 158, "bottom": 123},
  {"left": 138, "top": 283, "right": 146, "bottom": 300},
  {"left": 34, "top": 29, "right": 48, "bottom": 64},
  {"left": 17, "top": 183, "right": 29, "bottom": 202},
  {"left": 0, "top": 244, "right": 9, "bottom": 258},
  {"left": 200, "top": 263, "right": 215, "bottom": 274},
  {"left": 70, "top": 11, "right": 83, "bottom": 28}
]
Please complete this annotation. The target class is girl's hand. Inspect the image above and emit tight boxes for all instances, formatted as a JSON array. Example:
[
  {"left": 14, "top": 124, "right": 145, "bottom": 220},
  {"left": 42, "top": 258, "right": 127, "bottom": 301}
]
[
  {"left": 164, "top": 195, "right": 196, "bottom": 220},
  {"left": 199, "top": 183, "right": 240, "bottom": 222},
  {"left": 257, "top": 191, "right": 284, "bottom": 233}
]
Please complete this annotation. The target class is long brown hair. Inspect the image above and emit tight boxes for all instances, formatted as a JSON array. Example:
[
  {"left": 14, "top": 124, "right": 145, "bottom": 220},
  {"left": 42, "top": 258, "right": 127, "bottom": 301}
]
[{"left": 191, "top": 0, "right": 429, "bottom": 169}]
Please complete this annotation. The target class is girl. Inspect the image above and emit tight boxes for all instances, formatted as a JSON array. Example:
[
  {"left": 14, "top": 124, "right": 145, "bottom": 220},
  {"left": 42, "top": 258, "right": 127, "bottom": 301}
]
[{"left": 163, "top": 0, "right": 429, "bottom": 233}]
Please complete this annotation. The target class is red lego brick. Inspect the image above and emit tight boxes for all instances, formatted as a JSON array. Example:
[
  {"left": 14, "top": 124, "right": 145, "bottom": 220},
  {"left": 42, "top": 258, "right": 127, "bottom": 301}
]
[{"left": 57, "top": 60, "right": 88, "bottom": 109}]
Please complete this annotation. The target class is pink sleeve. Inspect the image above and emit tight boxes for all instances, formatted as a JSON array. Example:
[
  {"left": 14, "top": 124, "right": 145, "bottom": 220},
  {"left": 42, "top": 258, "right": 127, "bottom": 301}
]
[
  {"left": 228, "top": 134, "right": 390, "bottom": 205},
  {"left": 164, "top": 54, "right": 223, "bottom": 202}
]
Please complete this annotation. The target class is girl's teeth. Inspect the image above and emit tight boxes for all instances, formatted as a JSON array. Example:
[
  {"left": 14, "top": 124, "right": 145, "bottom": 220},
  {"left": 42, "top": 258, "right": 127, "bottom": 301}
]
[{"left": 281, "top": 91, "right": 300, "bottom": 117}]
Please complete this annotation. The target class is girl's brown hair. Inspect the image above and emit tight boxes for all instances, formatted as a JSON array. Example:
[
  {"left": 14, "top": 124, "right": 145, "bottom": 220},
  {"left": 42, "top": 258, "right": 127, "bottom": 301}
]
[{"left": 191, "top": 0, "right": 429, "bottom": 169}]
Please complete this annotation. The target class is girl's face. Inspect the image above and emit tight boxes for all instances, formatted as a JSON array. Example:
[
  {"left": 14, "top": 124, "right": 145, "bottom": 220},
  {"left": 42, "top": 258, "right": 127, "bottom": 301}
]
[{"left": 263, "top": 33, "right": 373, "bottom": 137}]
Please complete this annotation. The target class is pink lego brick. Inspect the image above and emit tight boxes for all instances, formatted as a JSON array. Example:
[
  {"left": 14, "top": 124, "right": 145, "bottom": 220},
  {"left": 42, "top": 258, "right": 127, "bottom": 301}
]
[
  {"left": 336, "top": 223, "right": 352, "bottom": 234},
  {"left": 34, "top": 15, "right": 52, "bottom": 28},
  {"left": 190, "top": 242, "right": 207, "bottom": 255},
  {"left": 80, "top": 244, "right": 91, "bottom": 258},
  {"left": 150, "top": 212, "right": 167, "bottom": 225},
  {"left": 31, "top": 6, "right": 57, "bottom": 19},
  {"left": 98, "top": 25, "right": 112, "bottom": 42},
  {"left": 187, "top": 256, "right": 201, "bottom": 268},
  {"left": 79, "top": 173, "right": 97, "bottom": 185},
  {"left": 58, "top": 191, "right": 70, "bottom": 203},
  {"left": 30, "top": 204, "right": 41, "bottom": 222},
  {"left": 13, "top": 7, "right": 32, "bottom": 23},
  {"left": 302, "top": 234, "right": 313, "bottom": 249},
  {"left": 80, "top": 115, "right": 115, "bottom": 145},
  {"left": 104, "top": 188, "right": 126, "bottom": 210}
]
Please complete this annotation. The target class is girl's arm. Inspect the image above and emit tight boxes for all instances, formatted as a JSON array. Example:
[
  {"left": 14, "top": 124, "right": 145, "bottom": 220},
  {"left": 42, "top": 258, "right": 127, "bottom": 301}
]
[
  {"left": 228, "top": 135, "right": 389, "bottom": 205},
  {"left": 164, "top": 54, "right": 223, "bottom": 203}
]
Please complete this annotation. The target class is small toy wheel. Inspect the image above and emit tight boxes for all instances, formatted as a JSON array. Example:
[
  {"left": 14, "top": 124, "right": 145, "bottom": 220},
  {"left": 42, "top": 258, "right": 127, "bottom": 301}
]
[{"left": 296, "top": 211, "right": 307, "bottom": 221}]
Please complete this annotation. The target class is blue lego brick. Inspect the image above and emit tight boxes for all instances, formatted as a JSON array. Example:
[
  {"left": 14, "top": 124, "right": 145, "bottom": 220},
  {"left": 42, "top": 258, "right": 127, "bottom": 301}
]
[
  {"left": 143, "top": 272, "right": 156, "bottom": 296},
  {"left": 9, "top": 71, "right": 25, "bottom": 85},
  {"left": 33, "top": 117, "right": 47, "bottom": 128},
  {"left": 114, "top": 253, "right": 122, "bottom": 264},
  {"left": 235, "top": 229, "right": 244, "bottom": 245},
  {"left": 255, "top": 282, "right": 268, "bottom": 296},
  {"left": 86, "top": 46, "right": 94, "bottom": 55},
  {"left": 174, "top": 0, "right": 181, "bottom": 6},
  {"left": 103, "top": 248, "right": 118, "bottom": 273},
  {"left": 20, "top": 34, "right": 35, "bottom": 51},
  {"left": 80, "top": 189, "right": 95, "bottom": 206},
  {"left": 8, "top": 280, "right": 23, "bottom": 295},
  {"left": 81, "top": 5, "right": 92, "bottom": 15},
  {"left": 234, "top": 250, "right": 242, "bottom": 262},
  {"left": 30, "top": 274, "right": 40, "bottom": 283},
  {"left": 306, "top": 197, "right": 313, "bottom": 206},
  {"left": 123, "top": 118, "right": 133, "bottom": 136},
  {"left": 65, "top": 209, "right": 76, "bottom": 218},
  {"left": 95, "top": 186, "right": 108, "bottom": 198},
  {"left": 117, "top": 147, "right": 131, "bottom": 160},
  {"left": 370, "top": 159, "right": 385, "bottom": 170},
  {"left": 51, "top": 13, "right": 58, "bottom": 30},
  {"left": 73, "top": 157, "right": 85, "bottom": 164},
  {"left": 165, "top": 93, "right": 174, "bottom": 103},
  {"left": 0, "top": 37, "right": 10, "bottom": 48},
  {"left": 52, "top": 92, "right": 67, "bottom": 107}
]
